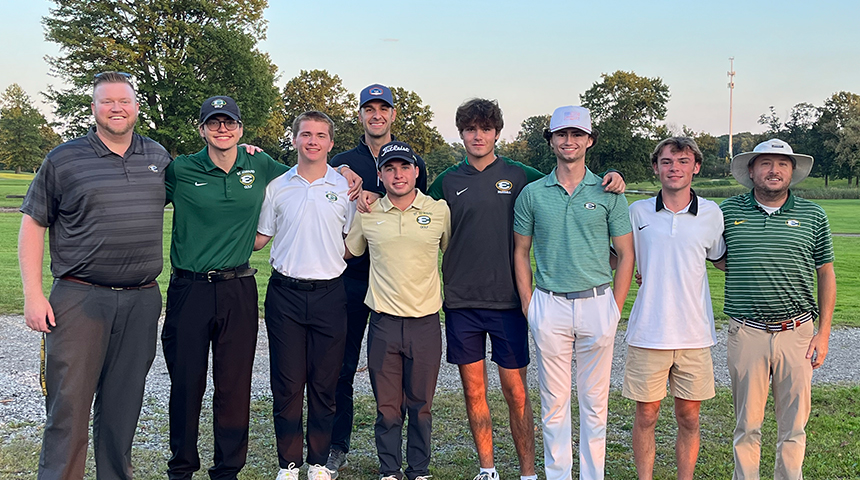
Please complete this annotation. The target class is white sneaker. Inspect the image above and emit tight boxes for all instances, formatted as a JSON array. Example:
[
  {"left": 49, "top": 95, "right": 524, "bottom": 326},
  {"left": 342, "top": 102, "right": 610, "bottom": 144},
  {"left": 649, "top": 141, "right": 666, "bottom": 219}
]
[
  {"left": 379, "top": 476, "right": 399, "bottom": 480},
  {"left": 473, "top": 472, "right": 499, "bottom": 480},
  {"left": 308, "top": 464, "right": 332, "bottom": 480},
  {"left": 414, "top": 476, "right": 433, "bottom": 480},
  {"left": 276, "top": 463, "right": 300, "bottom": 480}
]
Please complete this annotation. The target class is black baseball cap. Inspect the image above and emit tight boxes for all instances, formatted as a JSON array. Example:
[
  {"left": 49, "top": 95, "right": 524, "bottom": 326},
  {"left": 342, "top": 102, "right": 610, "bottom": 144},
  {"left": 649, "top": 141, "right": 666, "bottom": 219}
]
[
  {"left": 199, "top": 96, "right": 242, "bottom": 123},
  {"left": 377, "top": 141, "right": 417, "bottom": 170}
]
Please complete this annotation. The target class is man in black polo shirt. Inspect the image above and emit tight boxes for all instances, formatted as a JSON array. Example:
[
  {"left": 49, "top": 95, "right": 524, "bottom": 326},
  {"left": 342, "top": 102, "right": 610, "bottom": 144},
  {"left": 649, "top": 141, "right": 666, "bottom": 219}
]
[
  {"left": 19, "top": 71, "right": 171, "bottom": 480},
  {"left": 326, "top": 83, "right": 427, "bottom": 476}
]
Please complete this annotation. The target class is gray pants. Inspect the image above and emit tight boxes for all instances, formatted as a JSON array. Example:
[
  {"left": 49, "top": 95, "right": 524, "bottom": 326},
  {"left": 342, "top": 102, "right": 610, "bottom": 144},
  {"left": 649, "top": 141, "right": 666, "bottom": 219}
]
[
  {"left": 39, "top": 279, "right": 161, "bottom": 480},
  {"left": 367, "top": 312, "right": 442, "bottom": 480}
]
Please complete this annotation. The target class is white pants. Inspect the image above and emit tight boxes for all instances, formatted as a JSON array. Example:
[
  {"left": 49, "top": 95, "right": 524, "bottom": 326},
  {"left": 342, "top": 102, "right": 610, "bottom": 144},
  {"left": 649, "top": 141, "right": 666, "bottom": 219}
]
[{"left": 528, "top": 288, "right": 621, "bottom": 480}]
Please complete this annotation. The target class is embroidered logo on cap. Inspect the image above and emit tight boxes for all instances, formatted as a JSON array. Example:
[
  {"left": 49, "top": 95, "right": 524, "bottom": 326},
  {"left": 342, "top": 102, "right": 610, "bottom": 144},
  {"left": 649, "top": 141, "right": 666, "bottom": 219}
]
[
  {"left": 211, "top": 99, "right": 227, "bottom": 108},
  {"left": 564, "top": 111, "right": 581, "bottom": 121},
  {"left": 369, "top": 87, "right": 383, "bottom": 96}
]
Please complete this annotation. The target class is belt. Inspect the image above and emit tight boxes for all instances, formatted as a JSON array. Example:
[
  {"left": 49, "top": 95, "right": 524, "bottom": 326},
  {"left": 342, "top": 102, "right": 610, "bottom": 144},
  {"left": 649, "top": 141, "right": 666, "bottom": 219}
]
[
  {"left": 61, "top": 276, "right": 158, "bottom": 290},
  {"left": 536, "top": 283, "right": 610, "bottom": 300},
  {"left": 270, "top": 270, "right": 340, "bottom": 291},
  {"left": 732, "top": 311, "right": 813, "bottom": 333},
  {"left": 172, "top": 263, "right": 257, "bottom": 283}
]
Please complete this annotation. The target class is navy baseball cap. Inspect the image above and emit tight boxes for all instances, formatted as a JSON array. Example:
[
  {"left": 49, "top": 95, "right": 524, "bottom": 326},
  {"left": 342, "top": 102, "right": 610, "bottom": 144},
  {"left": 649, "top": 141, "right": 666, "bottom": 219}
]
[
  {"left": 360, "top": 84, "right": 394, "bottom": 108},
  {"left": 199, "top": 96, "right": 242, "bottom": 123},
  {"left": 377, "top": 141, "right": 417, "bottom": 170}
]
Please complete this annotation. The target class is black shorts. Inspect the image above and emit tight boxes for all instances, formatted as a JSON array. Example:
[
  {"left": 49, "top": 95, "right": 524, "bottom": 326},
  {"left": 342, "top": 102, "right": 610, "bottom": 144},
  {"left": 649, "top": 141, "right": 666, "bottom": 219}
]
[{"left": 444, "top": 307, "right": 529, "bottom": 369}]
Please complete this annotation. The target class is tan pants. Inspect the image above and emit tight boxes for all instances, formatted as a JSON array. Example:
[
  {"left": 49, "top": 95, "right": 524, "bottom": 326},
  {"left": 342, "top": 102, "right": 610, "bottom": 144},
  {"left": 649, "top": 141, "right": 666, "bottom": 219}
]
[{"left": 727, "top": 319, "right": 814, "bottom": 480}]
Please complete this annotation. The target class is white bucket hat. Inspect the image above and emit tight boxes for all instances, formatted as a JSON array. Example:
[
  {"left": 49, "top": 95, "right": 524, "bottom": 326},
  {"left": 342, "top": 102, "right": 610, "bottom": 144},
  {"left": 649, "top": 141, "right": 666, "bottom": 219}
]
[{"left": 731, "top": 138, "right": 813, "bottom": 189}]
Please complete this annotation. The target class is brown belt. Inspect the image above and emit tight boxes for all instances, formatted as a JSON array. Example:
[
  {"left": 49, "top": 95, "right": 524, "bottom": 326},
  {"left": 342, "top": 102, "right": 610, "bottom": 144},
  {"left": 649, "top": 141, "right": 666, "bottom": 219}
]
[{"left": 61, "top": 276, "right": 158, "bottom": 291}]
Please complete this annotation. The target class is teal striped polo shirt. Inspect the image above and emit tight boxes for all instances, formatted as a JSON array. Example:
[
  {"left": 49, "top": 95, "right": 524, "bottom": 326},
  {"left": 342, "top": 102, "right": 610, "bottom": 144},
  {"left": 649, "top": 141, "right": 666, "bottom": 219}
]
[
  {"left": 514, "top": 167, "right": 631, "bottom": 293},
  {"left": 720, "top": 191, "right": 834, "bottom": 323}
]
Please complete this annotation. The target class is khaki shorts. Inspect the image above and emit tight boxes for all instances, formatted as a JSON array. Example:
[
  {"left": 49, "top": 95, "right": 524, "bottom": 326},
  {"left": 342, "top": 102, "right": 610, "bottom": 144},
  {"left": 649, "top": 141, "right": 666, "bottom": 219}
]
[{"left": 622, "top": 345, "right": 716, "bottom": 403}]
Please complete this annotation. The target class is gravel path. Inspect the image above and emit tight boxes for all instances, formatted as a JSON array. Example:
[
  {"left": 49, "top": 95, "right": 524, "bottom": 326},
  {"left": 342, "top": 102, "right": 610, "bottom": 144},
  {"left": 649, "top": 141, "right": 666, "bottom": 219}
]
[{"left": 2, "top": 314, "right": 859, "bottom": 431}]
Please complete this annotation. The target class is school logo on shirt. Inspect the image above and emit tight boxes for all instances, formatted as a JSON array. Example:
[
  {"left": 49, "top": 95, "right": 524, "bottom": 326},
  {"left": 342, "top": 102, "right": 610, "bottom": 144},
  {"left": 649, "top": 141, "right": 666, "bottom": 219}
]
[
  {"left": 496, "top": 180, "right": 513, "bottom": 194},
  {"left": 239, "top": 172, "right": 255, "bottom": 189},
  {"left": 325, "top": 191, "right": 339, "bottom": 202},
  {"left": 148, "top": 164, "right": 159, "bottom": 173},
  {"left": 416, "top": 215, "right": 432, "bottom": 226},
  {"left": 786, "top": 219, "right": 801, "bottom": 227},
  {"left": 584, "top": 202, "right": 596, "bottom": 210}
]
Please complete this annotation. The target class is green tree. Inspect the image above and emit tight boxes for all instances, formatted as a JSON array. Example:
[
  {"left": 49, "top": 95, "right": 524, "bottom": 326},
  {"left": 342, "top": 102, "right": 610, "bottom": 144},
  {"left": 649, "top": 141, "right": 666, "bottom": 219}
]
[
  {"left": 0, "top": 84, "right": 60, "bottom": 173},
  {"left": 835, "top": 111, "right": 860, "bottom": 186},
  {"left": 580, "top": 71, "right": 670, "bottom": 182},
  {"left": 43, "top": 0, "right": 279, "bottom": 157},
  {"left": 389, "top": 87, "right": 444, "bottom": 156},
  {"left": 424, "top": 142, "right": 465, "bottom": 181},
  {"left": 816, "top": 92, "right": 860, "bottom": 185},
  {"left": 499, "top": 115, "right": 553, "bottom": 173},
  {"left": 281, "top": 69, "right": 362, "bottom": 164}
]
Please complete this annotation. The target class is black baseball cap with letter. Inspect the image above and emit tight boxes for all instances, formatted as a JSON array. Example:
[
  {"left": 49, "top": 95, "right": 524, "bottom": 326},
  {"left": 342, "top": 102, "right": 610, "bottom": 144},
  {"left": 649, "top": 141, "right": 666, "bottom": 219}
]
[
  {"left": 377, "top": 141, "right": 418, "bottom": 170},
  {"left": 199, "top": 96, "right": 242, "bottom": 123}
]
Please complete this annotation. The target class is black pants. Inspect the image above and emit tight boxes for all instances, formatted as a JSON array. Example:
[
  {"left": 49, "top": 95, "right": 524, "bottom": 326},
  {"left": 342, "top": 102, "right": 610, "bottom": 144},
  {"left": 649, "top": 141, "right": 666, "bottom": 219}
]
[
  {"left": 331, "top": 275, "right": 372, "bottom": 453},
  {"left": 265, "top": 273, "right": 347, "bottom": 468},
  {"left": 161, "top": 275, "right": 258, "bottom": 480},
  {"left": 368, "top": 312, "right": 442, "bottom": 480}
]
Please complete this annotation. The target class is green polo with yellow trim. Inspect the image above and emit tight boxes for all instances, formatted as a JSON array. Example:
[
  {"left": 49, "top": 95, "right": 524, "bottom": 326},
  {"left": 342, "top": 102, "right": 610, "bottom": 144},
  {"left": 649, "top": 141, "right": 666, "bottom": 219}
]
[
  {"left": 166, "top": 147, "right": 288, "bottom": 272},
  {"left": 513, "top": 167, "right": 631, "bottom": 293},
  {"left": 720, "top": 190, "right": 834, "bottom": 323}
]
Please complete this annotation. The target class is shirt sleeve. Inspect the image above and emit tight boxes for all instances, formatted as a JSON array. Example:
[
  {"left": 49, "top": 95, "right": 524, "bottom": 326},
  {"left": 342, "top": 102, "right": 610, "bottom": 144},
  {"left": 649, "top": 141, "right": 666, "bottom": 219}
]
[
  {"left": 264, "top": 153, "right": 289, "bottom": 182},
  {"left": 706, "top": 206, "right": 727, "bottom": 261},
  {"left": 439, "top": 200, "right": 451, "bottom": 253},
  {"left": 20, "top": 156, "right": 59, "bottom": 227},
  {"left": 164, "top": 160, "right": 176, "bottom": 205},
  {"left": 427, "top": 172, "right": 444, "bottom": 200},
  {"left": 607, "top": 193, "right": 633, "bottom": 237},
  {"left": 812, "top": 207, "right": 835, "bottom": 267},
  {"left": 343, "top": 199, "right": 357, "bottom": 235},
  {"left": 257, "top": 184, "right": 277, "bottom": 236},
  {"left": 344, "top": 215, "right": 367, "bottom": 257},
  {"left": 513, "top": 186, "right": 535, "bottom": 237}
]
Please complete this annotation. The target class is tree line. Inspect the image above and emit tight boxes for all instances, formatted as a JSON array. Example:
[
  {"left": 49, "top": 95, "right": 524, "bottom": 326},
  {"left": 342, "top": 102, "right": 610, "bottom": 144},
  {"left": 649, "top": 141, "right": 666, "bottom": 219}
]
[{"left": 1, "top": 1, "right": 859, "bottom": 186}]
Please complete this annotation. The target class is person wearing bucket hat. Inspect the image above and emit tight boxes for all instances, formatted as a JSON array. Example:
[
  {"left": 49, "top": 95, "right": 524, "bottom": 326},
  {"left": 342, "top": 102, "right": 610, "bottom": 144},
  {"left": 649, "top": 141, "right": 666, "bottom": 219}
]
[
  {"left": 326, "top": 84, "right": 429, "bottom": 477},
  {"left": 720, "top": 138, "right": 836, "bottom": 480},
  {"left": 343, "top": 140, "right": 450, "bottom": 480},
  {"left": 513, "top": 105, "right": 634, "bottom": 480}
]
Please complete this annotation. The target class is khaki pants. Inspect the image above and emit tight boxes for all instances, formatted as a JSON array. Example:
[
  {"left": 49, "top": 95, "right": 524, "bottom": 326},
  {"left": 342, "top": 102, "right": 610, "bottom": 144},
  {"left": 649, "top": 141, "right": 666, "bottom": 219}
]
[{"left": 727, "top": 319, "right": 814, "bottom": 480}]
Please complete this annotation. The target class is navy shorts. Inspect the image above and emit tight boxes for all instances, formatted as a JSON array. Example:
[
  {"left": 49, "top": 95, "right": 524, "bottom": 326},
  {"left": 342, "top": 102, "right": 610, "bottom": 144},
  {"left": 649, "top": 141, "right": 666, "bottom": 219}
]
[{"left": 444, "top": 307, "right": 530, "bottom": 369}]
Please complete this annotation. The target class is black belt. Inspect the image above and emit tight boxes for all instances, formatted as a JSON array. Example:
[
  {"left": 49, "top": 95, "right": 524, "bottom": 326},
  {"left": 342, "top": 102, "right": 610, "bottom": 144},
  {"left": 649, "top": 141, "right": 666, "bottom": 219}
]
[
  {"left": 731, "top": 311, "right": 813, "bottom": 333},
  {"left": 270, "top": 270, "right": 340, "bottom": 291},
  {"left": 172, "top": 263, "right": 257, "bottom": 283},
  {"left": 536, "top": 283, "right": 610, "bottom": 300},
  {"left": 61, "top": 276, "right": 158, "bottom": 290}
]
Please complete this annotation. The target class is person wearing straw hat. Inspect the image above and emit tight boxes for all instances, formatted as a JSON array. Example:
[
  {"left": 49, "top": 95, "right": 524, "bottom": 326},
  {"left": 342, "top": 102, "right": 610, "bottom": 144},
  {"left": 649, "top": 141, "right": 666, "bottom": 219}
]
[{"left": 719, "top": 138, "right": 836, "bottom": 480}]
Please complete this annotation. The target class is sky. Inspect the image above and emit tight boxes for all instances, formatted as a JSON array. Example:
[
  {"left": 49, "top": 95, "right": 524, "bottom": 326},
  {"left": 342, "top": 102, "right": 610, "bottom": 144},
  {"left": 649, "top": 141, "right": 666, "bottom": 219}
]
[{"left": 2, "top": 0, "right": 859, "bottom": 143}]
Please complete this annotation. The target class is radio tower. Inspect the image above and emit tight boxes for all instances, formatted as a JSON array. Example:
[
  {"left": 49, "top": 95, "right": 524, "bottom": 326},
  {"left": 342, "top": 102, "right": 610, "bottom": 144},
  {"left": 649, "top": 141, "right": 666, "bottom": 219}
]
[{"left": 728, "top": 57, "right": 736, "bottom": 158}]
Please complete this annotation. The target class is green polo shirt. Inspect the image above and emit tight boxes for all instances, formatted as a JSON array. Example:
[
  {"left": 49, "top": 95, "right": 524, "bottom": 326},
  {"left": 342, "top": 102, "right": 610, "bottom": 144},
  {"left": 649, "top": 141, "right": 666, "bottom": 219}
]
[
  {"left": 166, "top": 147, "right": 289, "bottom": 272},
  {"left": 720, "top": 191, "right": 834, "bottom": 322},
  {"left": 513, "top": 167, "right": 631, "bottom": 293}
]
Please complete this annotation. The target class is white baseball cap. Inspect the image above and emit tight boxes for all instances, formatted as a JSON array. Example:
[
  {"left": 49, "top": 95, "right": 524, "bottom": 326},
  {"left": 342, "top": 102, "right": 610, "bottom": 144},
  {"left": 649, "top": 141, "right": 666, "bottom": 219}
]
[
  {"left": 731, "top": 138, "right": 814, "bottom": 189},
  {"left": 549, "top": 105, "right": 592, "bottom": 134}
]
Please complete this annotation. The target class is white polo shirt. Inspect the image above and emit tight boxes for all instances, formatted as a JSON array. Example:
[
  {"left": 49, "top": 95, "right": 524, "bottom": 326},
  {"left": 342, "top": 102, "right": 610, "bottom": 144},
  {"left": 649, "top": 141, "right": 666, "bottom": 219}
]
[
  {"left": 626, "top": 192, "right": 726, "bottom": 349},
  {"left": 257, "top": 165, "right": 356, "bottom": 280}
]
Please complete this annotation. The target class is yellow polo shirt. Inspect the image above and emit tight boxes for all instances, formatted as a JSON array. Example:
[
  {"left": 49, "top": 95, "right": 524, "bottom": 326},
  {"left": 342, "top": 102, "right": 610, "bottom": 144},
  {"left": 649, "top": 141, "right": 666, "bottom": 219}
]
[{"left": 345, "top": 191, "right": 450, "bottom": 318}]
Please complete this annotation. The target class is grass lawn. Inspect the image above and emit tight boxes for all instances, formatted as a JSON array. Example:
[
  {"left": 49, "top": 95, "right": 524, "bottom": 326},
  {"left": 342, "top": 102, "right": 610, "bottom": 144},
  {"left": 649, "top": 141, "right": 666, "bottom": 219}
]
[{"left": 2, "top": 387, "right": 859, "bottom": 479}]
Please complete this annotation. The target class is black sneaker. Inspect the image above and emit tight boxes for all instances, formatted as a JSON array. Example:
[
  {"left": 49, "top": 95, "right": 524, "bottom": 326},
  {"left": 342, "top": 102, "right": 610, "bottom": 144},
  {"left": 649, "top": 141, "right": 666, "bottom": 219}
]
[{"left": 325, "top": 449, "right": 348, "bottom": 479}]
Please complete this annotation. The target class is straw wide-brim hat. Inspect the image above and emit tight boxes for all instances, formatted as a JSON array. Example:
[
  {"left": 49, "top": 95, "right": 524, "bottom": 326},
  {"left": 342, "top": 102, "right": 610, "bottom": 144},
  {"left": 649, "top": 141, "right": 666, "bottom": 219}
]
[{"left": 731, "top": 139, "right": 813, "bottom": 189}]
